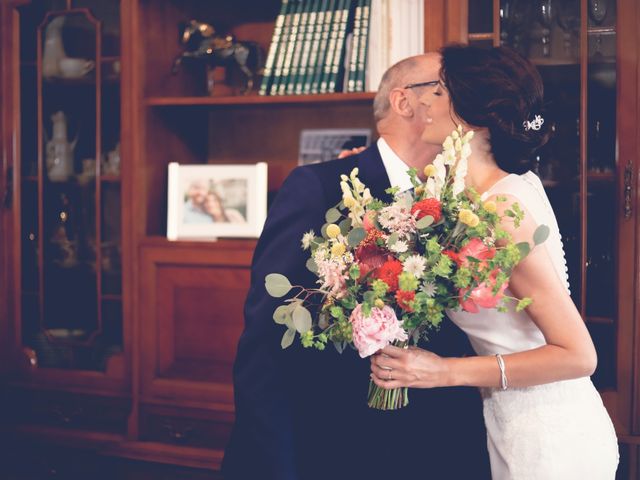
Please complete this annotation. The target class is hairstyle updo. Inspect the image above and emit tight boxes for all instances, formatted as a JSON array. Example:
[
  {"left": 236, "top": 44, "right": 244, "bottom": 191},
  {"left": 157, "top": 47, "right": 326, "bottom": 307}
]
[{"left": 439, "top": 44, "right": 549, "bottom": 174}]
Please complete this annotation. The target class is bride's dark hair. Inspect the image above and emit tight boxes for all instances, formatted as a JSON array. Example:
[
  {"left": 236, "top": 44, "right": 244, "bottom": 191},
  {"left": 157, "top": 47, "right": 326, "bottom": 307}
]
[{"left": 439, "top": 44, "right": 549, "bottom": 174}]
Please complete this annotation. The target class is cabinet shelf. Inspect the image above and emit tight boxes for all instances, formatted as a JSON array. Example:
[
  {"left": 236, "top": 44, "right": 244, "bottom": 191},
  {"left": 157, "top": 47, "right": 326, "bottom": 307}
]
[
  {"left": 586, "top": 316, "right": 615, "bottom": 325},
  {"left": 145, "top": 92, "right": 376, "bottom": 107}
]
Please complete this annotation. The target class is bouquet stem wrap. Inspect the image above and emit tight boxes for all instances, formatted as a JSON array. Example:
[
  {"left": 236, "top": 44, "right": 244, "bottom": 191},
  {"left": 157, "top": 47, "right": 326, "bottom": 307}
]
[{"left": 367, "top": 340, "right": 408, "bottom": 410}]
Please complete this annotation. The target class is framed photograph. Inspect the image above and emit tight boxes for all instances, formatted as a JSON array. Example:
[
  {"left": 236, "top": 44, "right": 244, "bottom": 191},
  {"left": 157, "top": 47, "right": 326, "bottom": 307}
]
[
  {"left": 298, "top": 128, "right": 372, "bottom": 165},
  {"left": 167, "top": 162, "right": 268, "bottom": 240}
]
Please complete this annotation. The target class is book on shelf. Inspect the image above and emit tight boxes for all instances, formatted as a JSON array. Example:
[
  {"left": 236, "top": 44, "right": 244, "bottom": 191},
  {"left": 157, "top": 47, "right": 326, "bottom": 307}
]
[
  {"left": 259, "top": 0, "right": 290, "bottom": 96},
  {"left": 259, "top": 0, "right": 423, "bottom": 96}
]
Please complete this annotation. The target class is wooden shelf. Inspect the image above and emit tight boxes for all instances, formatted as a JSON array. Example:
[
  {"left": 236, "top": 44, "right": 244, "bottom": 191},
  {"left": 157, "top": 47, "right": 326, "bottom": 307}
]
[
  {"left": 586, "top": 316, "right": 615, "bottom": 325},
  {"left": 468, "top": 32, "right": 494, "bottom": 41},
  {"left": 145, "top": 91, "right": 376, "bottom": 107},
  {"left": 142, "top": 235, "right": 257, "bottom": 251},
  {"left": 587, "top": 171, "right": 615, "bottom": 182}
]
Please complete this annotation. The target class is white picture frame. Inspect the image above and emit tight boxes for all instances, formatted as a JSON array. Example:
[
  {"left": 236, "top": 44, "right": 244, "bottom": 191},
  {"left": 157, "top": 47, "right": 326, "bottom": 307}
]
[{"left": 167, "top": 162, "right": 268, "bottom": 240}]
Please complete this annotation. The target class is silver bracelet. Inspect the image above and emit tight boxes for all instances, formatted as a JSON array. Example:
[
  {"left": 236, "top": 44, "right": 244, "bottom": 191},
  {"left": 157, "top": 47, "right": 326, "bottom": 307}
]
[{"left": 495, "top": 354, "right": 508, "bottom": 390}]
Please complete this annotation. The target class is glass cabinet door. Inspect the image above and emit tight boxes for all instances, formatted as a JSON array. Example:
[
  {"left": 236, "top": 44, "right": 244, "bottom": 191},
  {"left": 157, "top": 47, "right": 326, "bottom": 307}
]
[
  {"left": 17, "top": 0, "right": 122, "bottom": 371},
  {"left": 466, "top": 0, "right": 619, "bottom": 391}
]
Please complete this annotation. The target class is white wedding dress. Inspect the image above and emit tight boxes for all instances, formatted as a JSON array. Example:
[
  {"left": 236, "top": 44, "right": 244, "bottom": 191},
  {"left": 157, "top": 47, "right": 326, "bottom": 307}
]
[{"left": 447, "top": 171, "right": 619, "bottom": 479}]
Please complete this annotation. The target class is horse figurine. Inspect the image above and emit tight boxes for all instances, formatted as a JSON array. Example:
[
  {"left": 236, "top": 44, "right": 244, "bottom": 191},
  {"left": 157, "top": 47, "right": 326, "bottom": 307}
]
[{"left": 171, "top": 20, "right": 263, "bottom": 93}]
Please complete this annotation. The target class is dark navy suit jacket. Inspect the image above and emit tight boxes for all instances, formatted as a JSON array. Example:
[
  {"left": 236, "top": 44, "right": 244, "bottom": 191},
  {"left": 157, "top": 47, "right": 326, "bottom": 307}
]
[{"left": 222, "top": 145, "right": 491, "bottom": 480}]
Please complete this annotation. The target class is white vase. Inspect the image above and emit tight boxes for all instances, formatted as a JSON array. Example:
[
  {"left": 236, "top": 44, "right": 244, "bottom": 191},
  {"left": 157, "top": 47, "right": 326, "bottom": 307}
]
[
  {"left": 42, "top": 16, "right": 68, "bottom": 79},
  {"left": 46, "top": 111, "right": 78, "bottom": 182}
]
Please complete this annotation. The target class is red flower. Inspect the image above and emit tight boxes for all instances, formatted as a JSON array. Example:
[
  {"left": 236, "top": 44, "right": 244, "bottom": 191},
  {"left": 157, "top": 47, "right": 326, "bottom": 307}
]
[
  {"left": 395, "top": 290, "right": 416, "bottom": 312},
  {"left": 356, "top": 229, "right": 387, "bottom": 279},
  {"left": 443, "top": 249, "right": 460, "bottom": 265},
  {"left": 374, "top": 259, "right": 403, "bottom": 292},
  {"left": 411, "top": 198, "right": 442, "bottom": 223}
]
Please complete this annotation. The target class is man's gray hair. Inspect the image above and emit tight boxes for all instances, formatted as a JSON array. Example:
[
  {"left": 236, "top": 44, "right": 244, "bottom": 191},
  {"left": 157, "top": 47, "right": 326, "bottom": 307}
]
[{"left": 373, "top": 56, "right": 422, "bottom": 122}]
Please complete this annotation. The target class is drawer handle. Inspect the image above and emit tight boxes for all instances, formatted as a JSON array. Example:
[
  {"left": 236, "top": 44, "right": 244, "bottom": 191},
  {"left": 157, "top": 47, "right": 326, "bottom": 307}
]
[{"left": 163, "top": 422, "right": 194, "bottom": 444}]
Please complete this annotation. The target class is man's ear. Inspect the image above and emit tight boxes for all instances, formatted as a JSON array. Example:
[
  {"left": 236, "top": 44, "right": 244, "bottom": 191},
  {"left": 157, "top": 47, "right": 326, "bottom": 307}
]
[{"left": 389, "top": 88, "right": 413, "bottom": 118}]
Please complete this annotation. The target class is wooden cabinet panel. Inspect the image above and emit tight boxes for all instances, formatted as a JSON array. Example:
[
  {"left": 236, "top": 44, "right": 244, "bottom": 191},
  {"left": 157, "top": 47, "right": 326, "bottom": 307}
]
[
  {"left": 5, "top": 388, "right": 130, "bottom": 434},
  {"left": 140, "top": 404, "right": 234, "bottom": 450},
  {"left": 139, "top": 240, "right": 253, "bottom": 405}
]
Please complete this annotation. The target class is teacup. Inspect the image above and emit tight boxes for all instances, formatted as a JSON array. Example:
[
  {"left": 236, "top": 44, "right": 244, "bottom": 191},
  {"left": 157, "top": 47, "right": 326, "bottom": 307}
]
[{"left": 58, "top": 58, "right": 95, "bottom": 78}]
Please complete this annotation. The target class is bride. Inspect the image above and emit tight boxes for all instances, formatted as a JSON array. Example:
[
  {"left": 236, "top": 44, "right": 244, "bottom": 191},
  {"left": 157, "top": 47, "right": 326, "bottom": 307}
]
[{"left": 370, "top": 44, "right": 619, "bottom": 479}]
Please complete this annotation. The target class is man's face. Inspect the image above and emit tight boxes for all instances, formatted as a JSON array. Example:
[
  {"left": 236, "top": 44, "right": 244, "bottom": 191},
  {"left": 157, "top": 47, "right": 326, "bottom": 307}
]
[{"left": 187, "top": 180, "right": 208, "bottom": 205}]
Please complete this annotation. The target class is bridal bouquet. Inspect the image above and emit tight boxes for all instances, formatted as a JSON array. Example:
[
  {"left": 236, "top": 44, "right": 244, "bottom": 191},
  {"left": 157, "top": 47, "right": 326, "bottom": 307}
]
[{"left": 266, "top": 126, "right": 549, "bottom": 410}]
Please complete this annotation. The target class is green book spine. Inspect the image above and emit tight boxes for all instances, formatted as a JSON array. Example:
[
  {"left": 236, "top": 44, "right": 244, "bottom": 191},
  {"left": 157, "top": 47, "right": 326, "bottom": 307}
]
[
  {"left": 270, "top": 0, "right": 297, "bottom": 96},
  {"left": 276, "top": 0, "right": 304, "bottom": 95},
  {"left": 355, "top": 0, "right": 370, "bottom": 92},
  {"left": 259, "top": 0, "right": 290, "bottom": 96},
  {"left": 319, "top": 0, "right": 343, "bottom": 93},
  {"left": 326, "top": 0, "right": 352, "bottom": 93},
  {"left": 295, "top": 0, "right": 320, "bottom": 94},
  {"left": 346, "top": 0, "right": 363, "bottom": 92},
  {"left": 310, "top": 0, "right": 335, "bottom": 94},
  {"left": 302, "top": 0, "right": 327, "bottom": 94},
  {"left": 287, "top": 1, "right": 313, "bottom": 95}
]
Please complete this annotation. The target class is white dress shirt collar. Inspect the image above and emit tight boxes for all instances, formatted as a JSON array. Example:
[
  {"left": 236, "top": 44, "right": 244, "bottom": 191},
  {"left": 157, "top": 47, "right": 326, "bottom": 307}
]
[{"left": 377, "top": 137, "right": 414, "bottom": 192}]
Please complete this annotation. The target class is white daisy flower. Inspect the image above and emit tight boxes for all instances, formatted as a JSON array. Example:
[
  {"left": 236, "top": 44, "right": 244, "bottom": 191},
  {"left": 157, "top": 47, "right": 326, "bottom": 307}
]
[
  {"left": 421, "top": 281, "right": 437, "bottom": 297},
  {"left": 301, "top": 230, "right": 315, "bottom": 250},
  {"left": 403, "top": 254, "right": 427, "bottom": 278}
]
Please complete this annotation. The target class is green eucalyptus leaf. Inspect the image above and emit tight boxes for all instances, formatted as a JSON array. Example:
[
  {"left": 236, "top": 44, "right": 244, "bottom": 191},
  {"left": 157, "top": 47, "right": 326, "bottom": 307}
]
[
  {"left": 333, "top": 341, "right": 345, "bottom": 354},
  {"left": 325, "top": 208, "right": 341, "bottom": 223},
  {"left": 292, "top": 304, "right": 312, "bottom": 333},
  {"left": 281, "top": 328, "right": 296, "bottom": 349},
  {"left": 306, "top": 258, "right": 318, "bottom": 274},
  {"left": 265, "top": 273, "right": 293, "bottom": 297},
  {"left": 516, "top": 241, "right": 531, "bottom": 259},
  {"left": 347, "top": 227, "right": 366, "bottom": 247},
  {"left": 339, "top": 218, "right": 353, "bottom": 235},
  {"left": 273, "top": 305, "right": 292, "bottom": 325},
  {"left": 416, "top": 215, "right": 434, "bottom": 229},
  {"left": 533, "top": 224, "right": 550, "bottom": 246}
]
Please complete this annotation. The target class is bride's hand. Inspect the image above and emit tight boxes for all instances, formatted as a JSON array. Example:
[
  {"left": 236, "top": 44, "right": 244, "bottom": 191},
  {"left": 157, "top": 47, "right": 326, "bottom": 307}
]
[{"left": 370, "top": 344, "right": 452, "bottom": 390}]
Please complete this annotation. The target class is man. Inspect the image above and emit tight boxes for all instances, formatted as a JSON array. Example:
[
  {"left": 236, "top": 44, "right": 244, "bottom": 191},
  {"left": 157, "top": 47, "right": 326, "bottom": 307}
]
[{"left": 223, "top": 53, "right": 491, "bottom": 480}]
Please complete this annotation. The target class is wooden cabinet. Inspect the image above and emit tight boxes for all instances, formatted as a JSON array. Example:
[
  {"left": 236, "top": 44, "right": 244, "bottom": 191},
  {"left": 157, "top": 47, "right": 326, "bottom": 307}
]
[
  {"left": 443, "top": 0, "right": 640, "bottom": 476},
  {"left": 1, "top": 0, "right": 639, "bottom": 477}
]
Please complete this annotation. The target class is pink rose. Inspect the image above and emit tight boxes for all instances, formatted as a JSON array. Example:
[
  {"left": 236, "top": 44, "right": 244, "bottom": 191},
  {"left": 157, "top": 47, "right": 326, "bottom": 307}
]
[
  {"left": 459, "top": 270, "right": 508, "bottom": 313},
  {"left": 349, "top": 304, "right": 408, "bottom": 358}
]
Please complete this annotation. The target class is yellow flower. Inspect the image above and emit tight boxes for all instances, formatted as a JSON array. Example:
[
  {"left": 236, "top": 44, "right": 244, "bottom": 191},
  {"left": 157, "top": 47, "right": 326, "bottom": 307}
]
[
  {"left": 468, "top": 214, "right": 480, "bottom": 227},
  {"left": 483, "top": 200, "right": 497, "bottom": 213},
  {"left": 374, "top": 299, "right": 385, "bottom": 309},
  {"left": 326, "top": 224, "right": 341, "bottom": 238},
  {"left": 459, "top": 209, "right": 474, "bottom": 224},
  {"left": 331, "top": 243, "right": 346, "bottom": 257},
  {"left": 414, "top": 185, "right": 425, "bottom": 196},
  {"left": 423, "top": 164, "right": 437, "bottom": 177}
]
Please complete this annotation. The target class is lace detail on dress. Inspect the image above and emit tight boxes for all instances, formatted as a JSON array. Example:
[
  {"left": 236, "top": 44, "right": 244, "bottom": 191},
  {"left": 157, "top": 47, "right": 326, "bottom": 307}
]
[{"left": 482, "top": 378, "right": 619, "bottom": 480}]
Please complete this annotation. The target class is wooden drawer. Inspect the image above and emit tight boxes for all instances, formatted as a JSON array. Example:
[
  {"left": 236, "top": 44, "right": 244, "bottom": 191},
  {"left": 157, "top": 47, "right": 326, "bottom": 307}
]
[
  {"left": 6, "top": 388, "right": 130, "bottom": 434},
  {"left": 139, "top": 404, "right": 234, "bottom": 450}
]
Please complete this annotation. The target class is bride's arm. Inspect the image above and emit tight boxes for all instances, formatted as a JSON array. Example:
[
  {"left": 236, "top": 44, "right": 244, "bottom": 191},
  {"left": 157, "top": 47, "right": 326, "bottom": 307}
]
[{"left": 370, "top": 193, "right": 598, "bottom": 390}]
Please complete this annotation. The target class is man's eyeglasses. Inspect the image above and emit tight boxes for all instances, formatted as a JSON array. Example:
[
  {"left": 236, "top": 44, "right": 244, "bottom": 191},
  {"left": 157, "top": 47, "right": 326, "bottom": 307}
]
[{"left": 403, "top": 80, "right": 440, "bottom": 90}]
